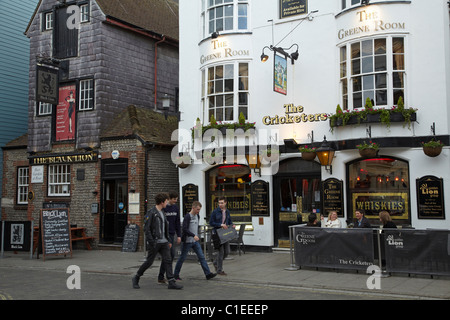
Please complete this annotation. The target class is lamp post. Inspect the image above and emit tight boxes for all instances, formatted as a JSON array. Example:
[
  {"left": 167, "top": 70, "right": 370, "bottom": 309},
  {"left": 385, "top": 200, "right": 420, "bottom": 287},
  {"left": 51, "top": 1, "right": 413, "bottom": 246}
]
[{"left": 316, "top": 136, "right": 335, "bottom": 174}]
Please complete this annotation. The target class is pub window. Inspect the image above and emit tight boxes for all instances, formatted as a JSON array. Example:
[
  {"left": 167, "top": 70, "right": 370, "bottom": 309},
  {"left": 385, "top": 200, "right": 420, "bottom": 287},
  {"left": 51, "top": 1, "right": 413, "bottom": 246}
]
[
  {"left": 202, "top": 62, "right": 249, "bottom": 122},
  {"left": 79, "top": 79, "right": 94, "bottom": 110},
  {"left": 347, "top": 157, "right": 410, "bottom": 225},
  {"left": 201, "top": 0, "right": 249, "bottom": 38},
  {"left": 206, "top": 164, "right": 252, "bottom": 224},
  {"left": 340, "top": 36, "right": 406, "bottom": 109},
  {"left": 17, "top": 167, "right": 29, "bottom": 205},
  {"left": 48, "top": 164, "right": 71, "bottom": 196}
]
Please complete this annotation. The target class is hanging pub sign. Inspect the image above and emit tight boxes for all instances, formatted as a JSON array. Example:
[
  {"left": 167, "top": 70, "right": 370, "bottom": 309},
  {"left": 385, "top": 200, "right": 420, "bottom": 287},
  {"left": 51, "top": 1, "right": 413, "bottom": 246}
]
[
  {"left": 251, "top": 180, "right": 270, "bottom": 217},
  {"left": 280, "top": 0, "right": 308, "bottom": 19},
  {"left": 36, "top": 65, "right": 59, "bottom": 105},
  {"left": 322, "top": 178, "right": 344, "bottom": 217},
  {"left": 416, "top": 176, "right": 445, "bottom": 219},
  {"left": 274, "top": 53, "right": 287, "bottom": 95}
]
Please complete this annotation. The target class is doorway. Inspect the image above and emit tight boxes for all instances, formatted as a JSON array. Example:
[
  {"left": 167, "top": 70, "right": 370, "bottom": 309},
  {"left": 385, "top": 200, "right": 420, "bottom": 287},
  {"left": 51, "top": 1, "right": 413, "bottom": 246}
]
[
  {"left": 273, "top": 158, "right": 321, "bottom": 247},
  {"left": 101, "top": 159, "right": 128, "bottom": 243}
]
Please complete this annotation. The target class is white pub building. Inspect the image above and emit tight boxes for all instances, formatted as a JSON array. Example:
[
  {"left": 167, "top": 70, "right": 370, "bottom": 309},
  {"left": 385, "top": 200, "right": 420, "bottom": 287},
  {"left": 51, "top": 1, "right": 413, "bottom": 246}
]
[{"left": 177, "top": 0, "right": 450, "bottom": 249}]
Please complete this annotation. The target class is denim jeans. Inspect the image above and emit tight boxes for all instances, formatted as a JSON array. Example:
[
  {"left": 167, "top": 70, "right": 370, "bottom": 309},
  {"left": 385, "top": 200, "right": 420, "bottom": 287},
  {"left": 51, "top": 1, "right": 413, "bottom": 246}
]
[{"left": 174, "top": 241, "right": 212, "bottom": 277}]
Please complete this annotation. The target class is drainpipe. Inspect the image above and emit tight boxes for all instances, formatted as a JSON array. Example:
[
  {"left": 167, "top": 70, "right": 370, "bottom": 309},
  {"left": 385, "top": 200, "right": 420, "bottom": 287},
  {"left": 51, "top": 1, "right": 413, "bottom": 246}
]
[{"left": 154, "top": 36, "right": 167, "bottom": 110}]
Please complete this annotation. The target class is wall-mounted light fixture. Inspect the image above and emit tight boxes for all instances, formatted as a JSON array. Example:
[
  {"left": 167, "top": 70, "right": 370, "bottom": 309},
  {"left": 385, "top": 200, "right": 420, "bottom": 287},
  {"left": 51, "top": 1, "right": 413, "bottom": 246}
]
[
  {"left": 316, "top": 136, "right": 335, "bottom": 174},
  {"left": 162, "top": 93, "right": 170, "bottom": 119},
  {"left": 261, "top": 44, "right": 299, "bottom": 65},
  {"left": 361, "top": 0, "right": 370, "bottom": 5},
  {"left": 211, "top": 31, "right": 220, "bottom": 39},
  {"left": 245, "top": 152, "right": 262, "bottom": 177}
]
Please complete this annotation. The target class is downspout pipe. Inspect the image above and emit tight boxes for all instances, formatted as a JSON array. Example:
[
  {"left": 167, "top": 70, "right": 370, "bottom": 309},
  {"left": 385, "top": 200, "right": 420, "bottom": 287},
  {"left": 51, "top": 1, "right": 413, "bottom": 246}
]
[{"left": 154, "top": 36, "right": 167, "bottom": 110}]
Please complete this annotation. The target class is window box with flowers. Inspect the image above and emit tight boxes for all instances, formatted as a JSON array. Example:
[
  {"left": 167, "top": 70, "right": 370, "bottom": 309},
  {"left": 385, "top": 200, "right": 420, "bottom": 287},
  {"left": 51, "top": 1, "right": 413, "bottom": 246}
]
[
  {"left": 192, "top": 113, "right": 256, "bottom": 142},
  {"left": 329, "top": 98, "right": 417, "bottom": 131},
  {"left": 357, "top": 141, "right": 380, "bottom": 159},
  {"left": 421, "top": 140, "right": 444, "bottom": 157},
  {"left": 299, "top": 145, "right": 317, "bottom": 161}
]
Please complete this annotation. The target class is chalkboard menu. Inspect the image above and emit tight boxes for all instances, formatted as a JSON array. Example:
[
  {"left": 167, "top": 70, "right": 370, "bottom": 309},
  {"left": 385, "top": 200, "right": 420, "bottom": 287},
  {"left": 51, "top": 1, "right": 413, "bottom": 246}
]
[
  {"left": 40, "top": 208, "right": 72, "bottom": 260},
  {"left": 251, "top": 180, "right": 270, "bottom": 216},
  {"left": 322, "top": 178, "right": 344, "bottom": 217},
  {"left": 182, "top": 184, "right": 199, "bottom": 216},
  {"left": 122, "top": 224, "right": 140, "bottom": 252},
  {"left": 280, "top": 0, "right": 308, "bottom": 19},
  {"left": 417, "top": 176, "right": 445, "bottom": 219}
]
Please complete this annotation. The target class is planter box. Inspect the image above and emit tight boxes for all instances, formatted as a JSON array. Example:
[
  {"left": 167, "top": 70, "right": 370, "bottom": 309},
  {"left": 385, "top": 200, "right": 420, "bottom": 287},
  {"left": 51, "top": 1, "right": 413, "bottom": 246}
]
[{"left": 330, "top": 112, "right": 417, "bottom": 128}]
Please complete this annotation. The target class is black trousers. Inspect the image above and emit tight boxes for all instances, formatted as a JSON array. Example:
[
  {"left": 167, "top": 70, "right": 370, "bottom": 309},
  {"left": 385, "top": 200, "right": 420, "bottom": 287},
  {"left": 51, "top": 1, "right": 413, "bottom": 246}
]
[{"left": 137, "top": 242, "right": 174, "bottom": 281}]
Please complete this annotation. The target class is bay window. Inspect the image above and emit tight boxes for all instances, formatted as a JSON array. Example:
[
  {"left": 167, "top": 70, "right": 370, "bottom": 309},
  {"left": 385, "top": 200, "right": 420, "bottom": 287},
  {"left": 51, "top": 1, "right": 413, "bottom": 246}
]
[
  {"left": 202, "top": 0, "right": 249, "bottom": 38},
  {"left": 340, "top": 36, "right": 405, "bottom": 110},
  {"left": 202, "top": 62, "right": 249, "bottom": 122}
]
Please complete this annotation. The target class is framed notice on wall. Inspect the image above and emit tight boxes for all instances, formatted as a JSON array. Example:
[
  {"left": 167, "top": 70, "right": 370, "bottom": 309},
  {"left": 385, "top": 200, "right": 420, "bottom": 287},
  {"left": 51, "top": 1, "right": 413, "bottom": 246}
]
[
  {"left": 416, "top": 176, "right": 445, "bottom": 219},
  {"left": 280, "top": 0, "right": 308, "bottom": 19}
]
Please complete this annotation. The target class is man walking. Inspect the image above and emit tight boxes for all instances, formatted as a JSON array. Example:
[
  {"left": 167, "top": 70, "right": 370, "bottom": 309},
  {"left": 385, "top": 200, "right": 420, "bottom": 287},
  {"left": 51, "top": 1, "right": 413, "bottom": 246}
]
[
  {"left": 173, "top": 201, "right": 217, "bottom": 280},
  {"left": 158, "top": 192, "right": 182, "bottom": 284},
  {"left": 132, "top": 193, "right": 183, "bottom": 290},
  {"left": 209, "top": 196, "right": 235, "bottom": 275}
]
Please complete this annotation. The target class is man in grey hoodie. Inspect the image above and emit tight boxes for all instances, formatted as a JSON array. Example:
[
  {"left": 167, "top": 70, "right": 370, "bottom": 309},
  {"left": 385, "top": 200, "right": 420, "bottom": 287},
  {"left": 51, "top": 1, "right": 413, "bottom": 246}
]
[{"left": 173, "top": 201, "right": 217, "bottom": 280}]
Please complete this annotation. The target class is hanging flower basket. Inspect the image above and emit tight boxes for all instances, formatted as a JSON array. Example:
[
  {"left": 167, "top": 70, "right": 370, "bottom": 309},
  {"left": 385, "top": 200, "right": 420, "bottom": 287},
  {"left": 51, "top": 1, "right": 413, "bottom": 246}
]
[
  {"left": 357, "top": 141, "right": 379, "bottom": 159},
  {"left": 359, "top": 148, "right": 378, "bottom": 159},
  {"left": 301, "top": 152, "right": 316, "bottom": 161},
  {"left": 299, "top": 146, "right": 316, "bottom": 161},
  {"left": 175, "top": 154, "right": 192, "bottom": 169},
  {"left": 422, "top": 140, "right": 444, "bottom": 157}
]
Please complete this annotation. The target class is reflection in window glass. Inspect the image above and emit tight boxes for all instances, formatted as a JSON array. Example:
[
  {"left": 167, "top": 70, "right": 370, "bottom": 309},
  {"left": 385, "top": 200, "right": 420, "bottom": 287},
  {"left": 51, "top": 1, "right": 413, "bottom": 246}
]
[
  {"left": 348, "top": 158, "right": 410, "bottom": 223},
  {"left": 206, "top": 165, "right": 252, "bottom": 224}
]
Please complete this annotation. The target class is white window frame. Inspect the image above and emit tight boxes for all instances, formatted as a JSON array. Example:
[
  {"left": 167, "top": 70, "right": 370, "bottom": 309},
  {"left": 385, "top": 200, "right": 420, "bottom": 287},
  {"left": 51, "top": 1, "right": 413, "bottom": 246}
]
[
  {"left": 44, "top": 12, "right": 53, "bottom": 31},
  {"left": 202, "top": 0, "right": 249, "bottom": 38},
  {"left": 38, "top": 102, "right": 53, "bottom": 116},
  {"left": 201, "top": 61, "right": 249, "bottom": 122},
  {"left": 80, "top": 4, "right": 90, "bottom": 23},
  {"left": 48, "top": 164, "right": 71, "bottom": 197},
  {"left": 17, "top": 167, "right": 29, "bottom": 205},
  {"left": 339, "top": 36, "right": 406, "bottom": 110},
  {"left": 79, "top": 79, "right": 94, "bottom": 111}
]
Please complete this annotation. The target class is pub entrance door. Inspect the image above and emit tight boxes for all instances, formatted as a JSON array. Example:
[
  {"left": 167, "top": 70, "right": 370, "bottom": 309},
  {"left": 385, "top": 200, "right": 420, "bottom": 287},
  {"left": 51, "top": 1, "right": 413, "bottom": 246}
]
[
  {"left": 101, "top": 159, "right": 128, "bottom": 243},
  {"left": 273, "top": 158, "right": 321, "bottom": 247}
]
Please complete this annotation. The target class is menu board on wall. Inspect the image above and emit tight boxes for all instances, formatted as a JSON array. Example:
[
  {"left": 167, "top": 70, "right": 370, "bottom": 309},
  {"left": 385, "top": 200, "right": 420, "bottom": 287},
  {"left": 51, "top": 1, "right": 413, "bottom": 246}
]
[
  {"left": 40, "top": 208, "right": 72, "bottom": 260},
  {"left": 251, "top": 180, "right": 270, "bottom": 217},
  {"left": 182, "top": 184, "right": 199, "bottom": 216},
  {"left": 416, "top": 176, "right": 445, "bottom": 219},
  {"left": 280, "top": 0, "right": 308, "bottom": 19},
  {"left": 322, "top": 178, "right": 344, "bottom": 217}
]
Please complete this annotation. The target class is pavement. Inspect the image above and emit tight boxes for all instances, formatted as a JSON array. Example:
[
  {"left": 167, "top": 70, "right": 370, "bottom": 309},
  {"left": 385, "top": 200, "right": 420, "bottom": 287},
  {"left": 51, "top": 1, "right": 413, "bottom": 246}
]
[{"left": 1, "top": 248, "right": 450, "bottom": 300}]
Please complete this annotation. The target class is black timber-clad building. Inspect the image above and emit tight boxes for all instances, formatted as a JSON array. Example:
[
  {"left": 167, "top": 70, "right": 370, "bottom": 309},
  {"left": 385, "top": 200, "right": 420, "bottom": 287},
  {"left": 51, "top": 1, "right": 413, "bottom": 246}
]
[{"left": 1, "top": 0, "right": 180, "bottom": 250}]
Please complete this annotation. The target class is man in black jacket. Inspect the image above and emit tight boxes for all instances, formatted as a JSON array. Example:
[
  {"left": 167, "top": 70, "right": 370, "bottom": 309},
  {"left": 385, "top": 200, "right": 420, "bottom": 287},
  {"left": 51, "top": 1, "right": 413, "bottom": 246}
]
[
  {"left": 354, "top": 209, "right": 371, "bottom": 228},
  {"left": 132, "top": 193, "right": 183, "bottom": 290}
]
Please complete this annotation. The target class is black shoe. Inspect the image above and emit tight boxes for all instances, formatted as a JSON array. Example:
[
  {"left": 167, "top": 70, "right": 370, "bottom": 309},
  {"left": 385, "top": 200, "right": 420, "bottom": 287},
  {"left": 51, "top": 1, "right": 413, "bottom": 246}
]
[
  {"left": 206, "top": 273, "right": 217, "bottom": 280},
  {"left": 168, "top": 280, "right": 183, "bottom": 290},
  {"left": 132, "top": 275, "right": 140, "bottom": 289}
]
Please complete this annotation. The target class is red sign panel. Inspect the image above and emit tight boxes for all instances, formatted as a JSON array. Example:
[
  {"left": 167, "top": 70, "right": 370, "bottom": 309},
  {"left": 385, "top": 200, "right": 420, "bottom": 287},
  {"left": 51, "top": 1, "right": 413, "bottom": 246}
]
[{"left": 56, "top": 84, "right": 76, "bottom": 141}]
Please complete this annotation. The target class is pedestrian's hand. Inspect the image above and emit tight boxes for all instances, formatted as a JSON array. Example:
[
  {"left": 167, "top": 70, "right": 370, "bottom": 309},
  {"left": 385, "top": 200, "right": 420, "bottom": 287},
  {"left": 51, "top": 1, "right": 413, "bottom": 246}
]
[{"left": 221, "top": 224, "right": 228, "bottom": 229}]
